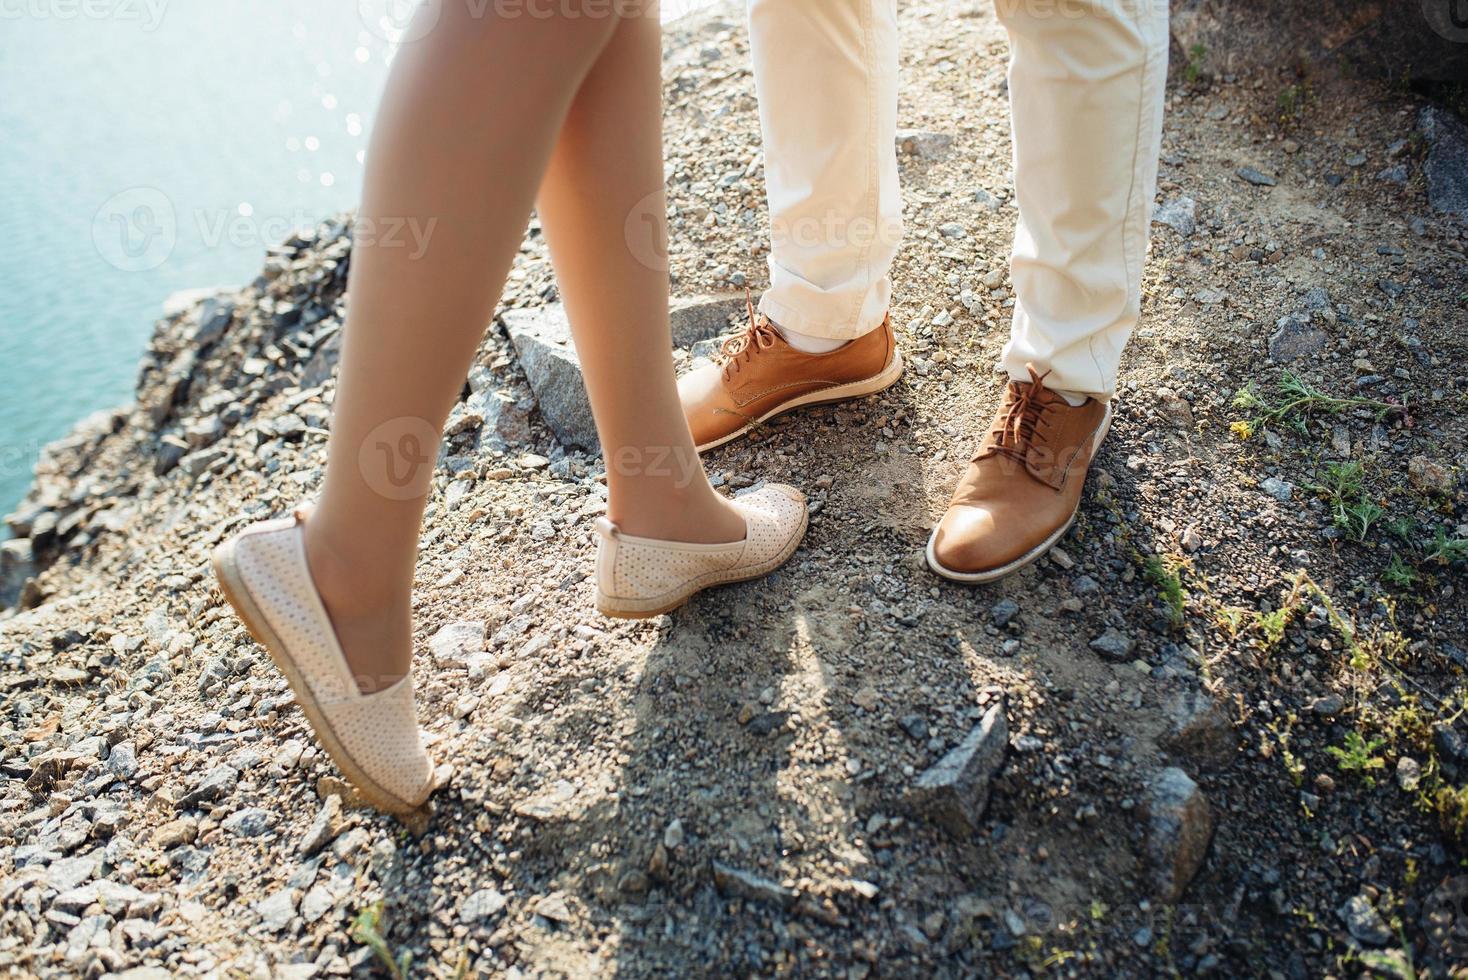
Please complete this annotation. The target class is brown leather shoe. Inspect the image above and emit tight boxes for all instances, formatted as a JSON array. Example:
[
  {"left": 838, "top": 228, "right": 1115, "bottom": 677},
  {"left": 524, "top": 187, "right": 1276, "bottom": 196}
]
[
  {"left": 678, "top": 303, "right": 903, "bottom": 452},
  {"left": 926, "top": 365, "right": 1113, "bottom": 583}
]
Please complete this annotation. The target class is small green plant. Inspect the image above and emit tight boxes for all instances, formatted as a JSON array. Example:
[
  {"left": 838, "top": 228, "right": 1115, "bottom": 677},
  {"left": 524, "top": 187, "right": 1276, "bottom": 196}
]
[
  {"left": 1310, "top": 461, "right": 1384, "bottom": 543},
  {"left": 1382, "top": 554, "right": 1417, "bottom": 588},
  {"left": 1327, "top": 731, "right": 1388, "bottom": 786},
  {"left": 1426, "top": 527, "right": 1468, "bottom": 566},
  {"left": 1230, "top": 372, "right": 1398, "bottom": 441},
  {"left": 1144, "top": 554, "right": 1188, "bottom": 628},
  {"left": 352, "top": 901, "right": 411, "bottom": 980},
  {"left": 1276, "top": 82, "right": 1310, "bottom": 122},
  {"left": 1268, "top": 717, "right": 1307, "bottom": 787},
  {"left": 1213, "top": 604, "right": 1250, "bottom": 640},
  {"left": 1184, "top": 43, "right": 1206, "bottom": 85},
  {"left": 1256, "top": 606, "right": 1294, "bottom": 652},
  {"left": 1385, "top": 516, "right": 1416, "bottom": 542},
  {"left": 1434, "top": 783, "right": 1468, "bottom": 844}
]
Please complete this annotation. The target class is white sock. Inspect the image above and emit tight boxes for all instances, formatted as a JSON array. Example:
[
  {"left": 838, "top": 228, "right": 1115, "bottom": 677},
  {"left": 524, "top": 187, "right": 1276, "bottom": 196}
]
[{"left": 771, "top": 321, "right": 849, "bottom": 354}]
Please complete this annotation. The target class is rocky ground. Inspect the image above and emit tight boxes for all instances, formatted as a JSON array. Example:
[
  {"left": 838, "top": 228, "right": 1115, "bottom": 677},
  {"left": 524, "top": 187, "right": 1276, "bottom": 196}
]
[{"left": 2, "top": 1, "right": 1467, "bottom": 977}]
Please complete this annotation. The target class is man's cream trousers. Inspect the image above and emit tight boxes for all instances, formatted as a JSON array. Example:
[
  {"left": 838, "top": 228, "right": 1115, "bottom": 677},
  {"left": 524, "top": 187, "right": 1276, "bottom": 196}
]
[{"left": 748, "top": 0, "right": 1169, "bottom": 398}]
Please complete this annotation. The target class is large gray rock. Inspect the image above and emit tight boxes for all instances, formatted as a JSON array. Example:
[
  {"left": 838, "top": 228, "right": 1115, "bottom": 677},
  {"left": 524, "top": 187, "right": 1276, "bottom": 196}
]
[
  {"left": 0, "top": 537, "right": 36, "bottom": 609},
  {"left": 1141, "top": 767, "right": 1215, "bottom": 902},
  {"left": 504, "top": 306, "right": 599, "bottom": 452},
  {"left": 908, "top": 704, "right": 1008, "bottom": 837},
  {"left": 1421, "top": 107, "right": 1468, "bottom": 219},
  {"left": 505, "top": 295, "right": 749, "bottom": 453},
  {"left": 670, "top": 293, "right": 747, "bottom": 347}
]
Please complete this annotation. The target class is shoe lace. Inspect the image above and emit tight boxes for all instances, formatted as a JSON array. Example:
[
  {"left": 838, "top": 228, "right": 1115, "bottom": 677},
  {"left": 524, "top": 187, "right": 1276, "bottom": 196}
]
[
  {"left": 985, "top": 365, "right": 1054, "bottom": 464},
  {"left": 719, "top": 290, "right": 780, "bottom": 378}
]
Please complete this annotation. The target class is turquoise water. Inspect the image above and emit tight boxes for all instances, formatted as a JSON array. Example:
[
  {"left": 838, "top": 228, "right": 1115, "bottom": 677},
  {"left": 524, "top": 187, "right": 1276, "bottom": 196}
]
[
  {"left": 0, "top": 0, "right": 718, "bottom": 516},
  {"left": 0, "top": 2, "right": 393, "bottom": 514}
]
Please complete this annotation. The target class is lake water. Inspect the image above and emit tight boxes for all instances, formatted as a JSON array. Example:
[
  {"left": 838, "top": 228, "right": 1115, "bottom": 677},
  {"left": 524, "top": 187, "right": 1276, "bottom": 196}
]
[{"left": 0, "top": 0, "right": 718, "bottom": 515}]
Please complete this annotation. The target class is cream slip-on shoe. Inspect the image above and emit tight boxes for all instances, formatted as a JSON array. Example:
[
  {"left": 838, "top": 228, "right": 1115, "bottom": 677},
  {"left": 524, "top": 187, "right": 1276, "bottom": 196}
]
[
  {"left": 211, "top": 510, "right": 434, "bottom": 815},
  {"left": 594, "top": 484, "right": 809, "bottom": 619}
]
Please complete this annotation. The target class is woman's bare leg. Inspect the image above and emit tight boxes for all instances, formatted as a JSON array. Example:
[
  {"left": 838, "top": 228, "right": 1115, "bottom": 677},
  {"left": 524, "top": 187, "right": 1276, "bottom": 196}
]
[
  {"left": 537, "top": 9, "right": 746, "bottom": 546},
  {"left": 306, "top": 2, "right": 742, "bottom": 693},
  {"left": 305, "top": 5, "right": 622, "bottom": 693}
]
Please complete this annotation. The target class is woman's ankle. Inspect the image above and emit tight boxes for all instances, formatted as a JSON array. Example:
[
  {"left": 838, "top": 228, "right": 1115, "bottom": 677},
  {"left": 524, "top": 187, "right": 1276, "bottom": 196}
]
[
  {"left": 301, "top": 512, "right": 414, "bottom": 692},
  {"left": 608, "top": 482, "right": 747, "bottom": 544}
]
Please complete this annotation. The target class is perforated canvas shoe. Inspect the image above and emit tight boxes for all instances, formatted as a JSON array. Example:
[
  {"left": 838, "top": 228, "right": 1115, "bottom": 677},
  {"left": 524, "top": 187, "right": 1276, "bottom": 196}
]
[
  {"left": 594, "top": 484, "right": 809, "bottom": 618},
  {"left": 927, "top": 365, "right": 1113, "bottom": 583},
  {"left": 679, "top": 305, "right": 902, "bottom": 452},
  {"left": 212, "top": 511, "right": 434, "bottom": 815}
]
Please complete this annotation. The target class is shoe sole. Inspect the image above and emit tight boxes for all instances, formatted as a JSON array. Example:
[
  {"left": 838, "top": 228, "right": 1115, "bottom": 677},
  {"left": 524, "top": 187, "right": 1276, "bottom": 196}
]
[
  {"left": 596, "top": 507, "right": 810, "bottom": 619},
  {"left": 924, "top": 401, "right": 1114, "bottom": 584},
  {"left": 211, "top": 539, "right": 428, "bottom": 817},
  {"left": 695, "top": 349, "right": 905, "bottom": 454}
]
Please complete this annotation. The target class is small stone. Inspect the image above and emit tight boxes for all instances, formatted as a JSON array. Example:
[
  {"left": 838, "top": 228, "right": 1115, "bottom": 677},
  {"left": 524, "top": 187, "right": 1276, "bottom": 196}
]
[
  {"left": 990, "top": 598, "right": 1020, "bottom": 628},
  {"left": 711, "top": 861, "right": 799, "bottom": 909},
  {"left": 429, "top": 621, "right": 486, "bottom": 664},
  {"left": 1048, "top": 546, "right": 1075, "bottom": 570},
  {"left": 332, "top": 827, "right": 371, "bottom": 861},
  {"left": 1152, "top": 195, "right": 1197, "bottom": 237},
  {"left": 255, "top": 887, "right": 299, "bottom": 933},
  {"left": 177, "top": 764, "right": 238, "bottom": 809},
  {"left": 108, "top": 742, "right": 139, "bottom": 780},
  {"left": 1259, "top": 477, "right": 1294, "bottom": 502},
  {"left": 1089, "top": 628, "right": 1135, "bottom": 661},
  {"left": 1236, "top": 166, "right": 1277, "bottom": 187},
  {"left": 1407, "top": 456, "right": 1453, "bottom": 493},
  {"left": 460, "top": 888, "right": 508, "bottom": 922},
  {"left": 1396, "top": 756, "right": 1421, "bottom": 792},
  {"left": 908, "top": 704, "right": 1008, "bottom": 836},
  {"left": 1310, "top": 693, "right": 1345, "bottom": 717},
  {"left": 896, "top": 129, "right": 953, "bottom": 160},
  {"left": 1338, "top": 894, "right": 1392, "bottom": 946},
  {"left": 46, "top": 855, "right": 100, "bottom": 892},
  {"left": 301, "top": 885, "right": 335, "bottom": 924},
  {"left": 1159, "top": 690, "right": 1235, "bottom": 769},
  {"left": 300, "top": 795, "right": 343, "bottom": 856},
  {"left": 663, "top": 818, "right": 685, "bottom": 849},
  {"left": 899, "top": 714, "right": 930, "bottom": 740},
  {"left": 534, "top": 893, "right": 573, "bottom": 923},
  {"left": 1180, "top": 526, "right": 1203, "bottom": 552},
  {"left": 1141, "top": 767, "right": 1215, "bottom": 902},
  {"left": 153, "top": 818, "right": 198, "bottom": 849},
  {"left": 1268, "top": 314, "right": 1327, "bottom": 362},
  {"left": 221, "top": 807, "right": 275, "bottom": 837},
  {"left": 275, "top": 740, "right": 305, "bottom": 769}
]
